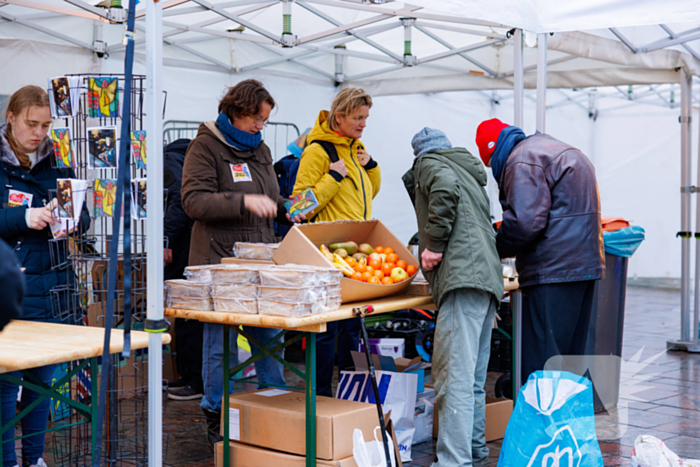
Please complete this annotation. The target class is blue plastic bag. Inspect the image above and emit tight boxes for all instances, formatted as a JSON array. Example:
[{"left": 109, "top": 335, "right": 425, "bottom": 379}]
[
  {"left": 498, "top": 371, "right": 603, "bottom": 467},
  {"left": 603, "top": 226, "right": 645, "bottom": 258}
]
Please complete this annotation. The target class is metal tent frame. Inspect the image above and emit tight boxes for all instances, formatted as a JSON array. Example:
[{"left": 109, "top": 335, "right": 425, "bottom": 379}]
[{"left": 3, "top": 1, "right": 700, "bottom": 465}]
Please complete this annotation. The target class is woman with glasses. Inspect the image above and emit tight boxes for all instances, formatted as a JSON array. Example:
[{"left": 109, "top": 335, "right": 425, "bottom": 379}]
[
  {"left": 292, "top": 87, "right": 381, "bottom": 397},
  {"left": 181, "top": 79, "right": 303, "bottom": 449}
]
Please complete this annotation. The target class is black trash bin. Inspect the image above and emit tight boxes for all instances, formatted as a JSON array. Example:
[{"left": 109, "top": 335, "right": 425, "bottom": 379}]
[{"left": 584, "top": 225, "right": 644, "bottom": 412}]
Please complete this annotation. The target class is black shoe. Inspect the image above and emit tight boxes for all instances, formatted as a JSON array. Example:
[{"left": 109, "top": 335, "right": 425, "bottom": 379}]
[
  {"left": 168, "top": 385, "right": 204, "bottom": 401},
  {"left": 168, "top": 377, "right": 189, "bottom": 389},
  {"left": 202, "top": 408, "right": 223, "bottom": 451}
]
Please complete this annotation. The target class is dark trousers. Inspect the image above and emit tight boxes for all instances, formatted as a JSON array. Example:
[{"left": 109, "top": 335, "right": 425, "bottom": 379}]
[
  {"left": 174, "top": 318, "right": 204, "bottom": 392},
  {"left": 316, "top": 318, "right": 360, "bottom": 397},
  {"left": 521, "top": 280, "right": 596, "bottom": 385}
]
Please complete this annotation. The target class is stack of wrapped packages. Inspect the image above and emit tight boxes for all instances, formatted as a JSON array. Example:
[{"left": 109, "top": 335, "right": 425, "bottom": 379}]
[
  {"left": 233, "top": 242, "right": 279, "bottom": 261},
  {"left": 164, "top": 264, "right": 342, "bottom": 317}
]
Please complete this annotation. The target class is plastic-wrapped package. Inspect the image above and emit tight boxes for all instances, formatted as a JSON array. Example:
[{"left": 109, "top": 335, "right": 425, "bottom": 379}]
[
  {"left": 325, "top": 294, "right": 342, "bottom": 312},
  {"left": 257, "top": 299, "right": 314, "bottom": 317},
  {"left": 165, "top": 280, "right": 213, "bottom": 310},
  {"left": 326, "top": 283, "right": 342, "bottom": 296},
  {"left": 211, "top": 283, "right": 258, "bottom": 299},
  {"left": 213, "top": 298, "right": 258, "bottom": 314},
  {"left": 233, "top": 242, "right": 279, "bottom": 260},
  {"left": 259, "top": 265, "right": 339, "bottom": 287},
  {"left": 184, "top": 265, "right": 221, "bottom": 282},
  {"left": 210, "top": 266, "right": 260, "bottom": 284},
  {"left": 257, "top": 285, "right": 327, "bottom": 303}
]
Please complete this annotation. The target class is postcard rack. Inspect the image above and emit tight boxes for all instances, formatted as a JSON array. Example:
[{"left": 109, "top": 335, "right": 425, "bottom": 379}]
[{"left": 44, "top": 73, "right": 165, "bottom": 467}]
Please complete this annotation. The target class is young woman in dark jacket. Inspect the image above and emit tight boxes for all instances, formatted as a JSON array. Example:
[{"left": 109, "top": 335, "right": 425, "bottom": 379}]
[
  {"left": 0, "top": 85, "right": 90, "bottom": 467},
  {"left": 181, "top": 79, "right": 304, "bottom": 449}
]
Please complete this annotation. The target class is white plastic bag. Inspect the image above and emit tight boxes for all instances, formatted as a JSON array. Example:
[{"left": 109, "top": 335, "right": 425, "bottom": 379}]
[
  {"left": 352, "top": 427, "right": 397, "bottom": 467},
  {"left": 630, "top": 435, "right": 682, "bottom": 467}
]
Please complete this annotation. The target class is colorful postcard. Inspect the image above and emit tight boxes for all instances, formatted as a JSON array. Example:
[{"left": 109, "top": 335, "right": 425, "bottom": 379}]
[
  {"left": 48, "top": 76, "right": 81, "bottom": 119},
  {"left": 131, "top": 178, "right": 147, "bottom": 219},
  {"left": 88, "top": 76, "right": 119, "bottom": 118},
  {"left": 87, "top": 126, "right": 117, "bottom": 169},
  {"left": 51, "top": 77, "right": 72, "bottom": 118},
  {"left": 51, "top": 128, "right": 76, "bottom": 169},
  {"left": 93, "top": 179, "right": 117, "bottom": 217},
  {"left": 131, "top": 130, "right": 146, "bottom": 169},
  {"left": 284, "top": 187, "right": 319, "bottom": 218},
  {"left": 8, "top": 190, "right": 33, "bottom": 208},
  {"left": 56, "top": 178, "right": 87, "bottom": 220}
]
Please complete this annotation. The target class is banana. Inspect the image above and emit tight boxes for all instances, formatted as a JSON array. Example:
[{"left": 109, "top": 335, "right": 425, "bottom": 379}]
[
  {"left": 320, "top": 244, "right": 335, "bottom": 263},
  {"left": 333, "top": 253, "right": 351, "bottom": 268},
  {"left": 332, "top": 261, "right": 354, "bottom": 277}
]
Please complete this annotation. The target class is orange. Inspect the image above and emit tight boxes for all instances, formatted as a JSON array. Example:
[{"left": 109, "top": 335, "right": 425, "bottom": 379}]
[
  {"left": 374, "top": 270, "right": 385, "bottom": 279},
  {"left": 384, "top": 247, "right": 395, "bottom": 255},
  {"left": 386, "top": 253, "right": 399, "bottom": 264},
  {"left": 361, "top": 271, "right": 372, "bottom": 282},
  {"left": 345, "top": 257, "right": 356, "bottom": 268},
  {"left": 374, "top": 246, "right": 384, "bottom": 254},
  {"left": 354, "top": 263, "right": 366, "bottom": 273},
  {"left": 352, "top": 272, "right": 363, "bottom": 282},
  {"left": 369, "top": 276, "right": 382, "bottom": 285},
  {"left": 366, "top": 266, "right": 375, "bottom": 275},
  {"left": 381, "top": 277, "right": 394, "bottom": 285},
  {"left": 368, "top": 258, "right": 382, "bottom": 270},
  {"left": 396, "top": 260, "right": 407, "bottom": 271},
  {"left": 407, "top": 265, "right": 417, "bottom": 276},
  {"left": 381, "top": 263, "right": 393, "bottom": 275}
]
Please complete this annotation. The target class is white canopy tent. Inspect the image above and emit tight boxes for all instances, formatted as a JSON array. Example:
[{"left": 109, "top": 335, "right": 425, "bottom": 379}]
[{"left": 2, "top": 0, "right": 700, "bottom": 463}]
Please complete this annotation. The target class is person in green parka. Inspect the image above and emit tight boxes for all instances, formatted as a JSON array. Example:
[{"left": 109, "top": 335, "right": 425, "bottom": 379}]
[{"left": 402, "top": 127, "right": 504, "bottom": 467}]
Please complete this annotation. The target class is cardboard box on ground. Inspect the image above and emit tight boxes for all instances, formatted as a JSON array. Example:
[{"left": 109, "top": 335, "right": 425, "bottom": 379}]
[
  {"left": 220, "top": 389, "right": 378, "bottom": 461},
  {"left": 273, "top": 220, "right": 420, "bottom": 303},
  {"left": 215, "top": 410, "right": 403, "bottom": 467}
]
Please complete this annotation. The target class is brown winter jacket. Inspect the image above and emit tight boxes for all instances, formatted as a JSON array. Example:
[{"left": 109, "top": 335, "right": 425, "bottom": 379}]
[{"left": 181, "top": 121, "right": 288, "bottom": 266}]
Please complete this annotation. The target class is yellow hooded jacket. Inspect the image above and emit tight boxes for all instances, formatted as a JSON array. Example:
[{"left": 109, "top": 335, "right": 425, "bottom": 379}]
[{"left": 293, "top": 110, "right": 381, "bottom": 222}]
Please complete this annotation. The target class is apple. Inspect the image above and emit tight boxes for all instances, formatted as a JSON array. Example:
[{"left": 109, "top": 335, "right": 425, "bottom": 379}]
[
  {"left": 368, "top": 253, "right": 382, "bottom": 263},
  {"left": 390, "top": 267, "right": 409, "bottom": 283}
]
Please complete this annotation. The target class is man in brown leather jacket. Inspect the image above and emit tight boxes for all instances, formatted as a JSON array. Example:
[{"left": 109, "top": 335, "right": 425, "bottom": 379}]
[{"left": 475, "top": 119, "right": 605, "bottom": 385}]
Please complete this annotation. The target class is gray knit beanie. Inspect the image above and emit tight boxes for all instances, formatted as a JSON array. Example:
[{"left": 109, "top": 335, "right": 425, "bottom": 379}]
[{"left": 411, "top": 127, "right": 452, "bottom": 157}]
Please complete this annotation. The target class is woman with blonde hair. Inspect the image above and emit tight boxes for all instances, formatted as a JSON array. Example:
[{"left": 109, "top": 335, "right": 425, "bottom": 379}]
[
  {"left": 0, "top": 85, "right": 90, "bottom": 467},
  {"left": 293, "top": 87, "right": 381, "bottom": 396}
]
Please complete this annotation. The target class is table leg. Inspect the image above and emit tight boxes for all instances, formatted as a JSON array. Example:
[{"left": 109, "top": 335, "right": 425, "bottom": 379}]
[
  {"left": 223, "top": 324, "right": 230, "bottom": 467},
  {"left": 305, "top": 332, "right": 317, "bottom": 467},
  {"left": 512, "top": 290, "right": 523, "bottom": 403},
  {"left": 91, "top": 357, "right": 99, "bottom": 465}
]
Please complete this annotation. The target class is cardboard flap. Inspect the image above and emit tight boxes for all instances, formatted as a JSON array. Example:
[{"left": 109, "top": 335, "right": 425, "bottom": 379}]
[{"left": 351, "top": 351, "right": 430, "bottom": 373}]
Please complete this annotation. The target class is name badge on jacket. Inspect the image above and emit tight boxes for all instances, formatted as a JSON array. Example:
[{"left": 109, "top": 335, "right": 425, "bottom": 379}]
[
  {"left": 230, "top": 163, "right": 253, "bottom": 183},
  {"left": 8, "top": 189, "right": 33, "bottom": 207}
]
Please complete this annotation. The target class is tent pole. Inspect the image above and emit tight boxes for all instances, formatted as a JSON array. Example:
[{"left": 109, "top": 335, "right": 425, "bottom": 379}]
[
  {"left": 536, "top": 32, "right": 547, "bottom": 132},
  {"left": 513, "top": 28, "right": 524, "bottom": 128},
  {"left": 669, "top": 69, "right": 697, "bottom": 351},
  {"left": 146, "top": 0, "right": 165, "bottom": 465},
  {"left": 692, "top": 75, "right": 700, "bottom": 352}
]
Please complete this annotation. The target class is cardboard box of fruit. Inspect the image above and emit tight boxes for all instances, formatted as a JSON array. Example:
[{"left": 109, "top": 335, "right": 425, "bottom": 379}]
[{"left": 273, "top": 220, "right": 419, "bottom": 303}]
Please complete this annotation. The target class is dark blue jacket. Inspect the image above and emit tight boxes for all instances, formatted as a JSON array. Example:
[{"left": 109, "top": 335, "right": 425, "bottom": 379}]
[
  {"left": 0, "top": 237, "right": 24, "bottom": 330},
  {"left": 163, "top": 138, "right": 193, "bottom": 280},
  {"left": 0, "top": 126, "right": 90, "bottom": 322}
]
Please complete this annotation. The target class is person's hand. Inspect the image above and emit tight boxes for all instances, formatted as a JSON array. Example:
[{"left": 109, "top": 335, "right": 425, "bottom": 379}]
[
  {"left": 357, "top": 148, "right": 371, "bottom": 167},
  {"left": 27, "top": 208, "right": 57, "bottom": 230},
  {"left": 421, "top": 249, "right": 443, "bottom": 271},
  {"left": 164, "top": 248, "right": 173, "bottom": 264},
  {"left": 329, "top": 159, "right": 348, "bottom": 178},
  {"left": 286, "top": 211, "right": 312, "bottom": 224},
  {"left": 244, "top": 194, "right": 278, "bottom": 218}
]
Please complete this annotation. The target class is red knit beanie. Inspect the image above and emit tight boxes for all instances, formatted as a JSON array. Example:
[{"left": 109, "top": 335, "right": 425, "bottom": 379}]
[{"left": 475, "top": 118, "right": 509, "bottom": 166}]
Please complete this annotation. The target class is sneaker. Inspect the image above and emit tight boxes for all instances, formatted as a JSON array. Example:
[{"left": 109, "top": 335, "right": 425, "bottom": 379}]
[
  {"left": 29, "top": 459, "right": 48, "bottom": 467},
  {"left": 168, "top": 385, "right": 204, "bottom": 401},
  {"left": 167, "top": 377, "right": 189, "bottom": 389}
]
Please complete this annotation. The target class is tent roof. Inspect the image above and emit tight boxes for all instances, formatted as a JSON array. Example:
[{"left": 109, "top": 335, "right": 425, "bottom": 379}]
[{"left": 0, "top": 0, "right": 699, "bottom": 98}]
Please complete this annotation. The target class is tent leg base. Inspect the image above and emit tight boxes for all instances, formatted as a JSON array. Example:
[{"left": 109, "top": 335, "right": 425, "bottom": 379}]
[{"left": 667, "top": 340, "right": 700, "bottom": 353}]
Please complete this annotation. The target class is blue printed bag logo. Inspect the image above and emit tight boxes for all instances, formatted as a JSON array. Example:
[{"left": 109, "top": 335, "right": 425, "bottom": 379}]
[{"left": 527, "top": 426, "right": 581, "bottom": 467}]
